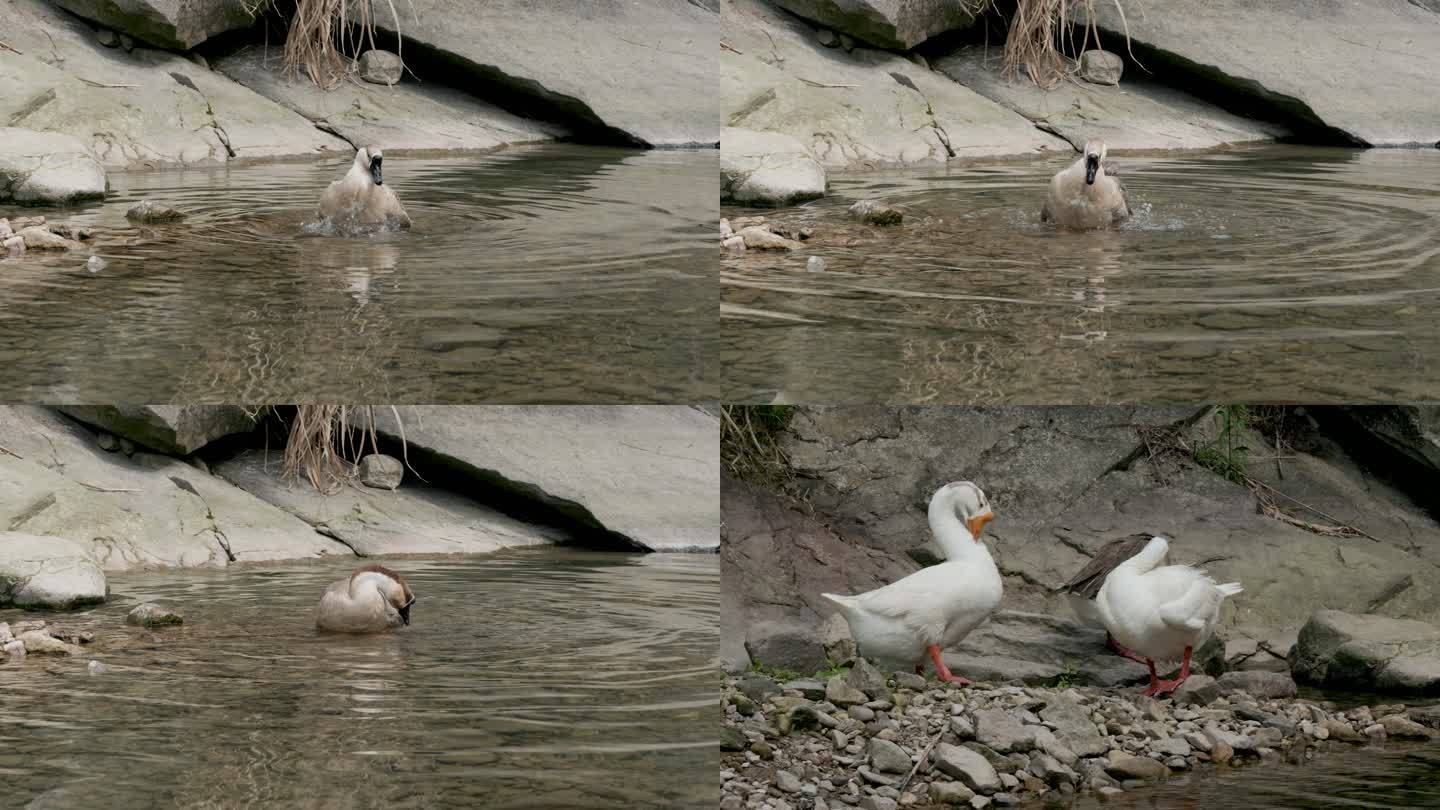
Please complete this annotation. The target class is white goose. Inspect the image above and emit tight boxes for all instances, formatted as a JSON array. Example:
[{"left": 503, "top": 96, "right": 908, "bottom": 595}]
[
  {"left": 316, "top": 564, "right": 416, "bottom": 633},
  {"left": 317, "top": 145, "right": 412, "bottom": 231},
  {"left": 1094, "top": 536, "right": 1242, "bottom": 696},
  {"left": 822, "top": 481, "right": 1000, "bottom": 684},
  {"left": 1040, "top": 138, "right": 1130, "bottom": 230}
]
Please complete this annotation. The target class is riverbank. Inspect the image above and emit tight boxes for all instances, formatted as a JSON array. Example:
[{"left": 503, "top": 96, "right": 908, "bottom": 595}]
[
  {"left": 0, "top": 405, "right": 718, "bottom": 615},
  {"left": 721, "top": 668, "right": 1439, "bottom": 809}
]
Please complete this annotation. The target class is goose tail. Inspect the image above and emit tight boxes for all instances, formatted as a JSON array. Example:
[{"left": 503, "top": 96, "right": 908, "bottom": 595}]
[
  {"left": 1215, "top": 582, "right": 1244, "bottom": 597},
  {"left": 821, "top": 592, "right": 854, "bottom": 609}
]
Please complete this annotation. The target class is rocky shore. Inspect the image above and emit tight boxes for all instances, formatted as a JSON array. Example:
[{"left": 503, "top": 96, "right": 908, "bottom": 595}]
[
  {"left": 0, "top": 405, "right": 717, "bottom": 612},
  {"left": 722, "top": 665, "right": 1440, "bottom": 809}
]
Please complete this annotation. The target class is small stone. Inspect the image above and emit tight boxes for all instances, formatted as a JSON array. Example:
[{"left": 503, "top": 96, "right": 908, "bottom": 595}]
[
  {"left": 1364, "top": 723, "right": 1387, "bottom": 742},
  {"left": 1097, "top": 786, "right": 1124, "bottom": 800},
  {"left": 736, "top": 674, "right": 780, "bottom": 702},
  {"left": 3, "top": 235, "right": 24, "bottom": 255},
  {"left": 893, "top": 671, "right": 927, "bottom": 691},
  {"left": 848, "top": 657, "right": 890, "bottom": 699},
  {"left": 86, "top": 255, "right": 106, "bottom": 273},
  {"left": 738, "top": 225, "right": 801, "bottom": 250},
  {"left": 87, "top": 660, "right": 107, "bottom": 675},
  {"left": 930, "top": 781, "right": 974, "bottom": 805},
  {"left": 827, "top": 675, "right": 870, "bottom": 706},
  {"left": 861, "top": 797, "right": 897, "bottom": 810},
  {"left": 932, "top": 743, "right": 1002, "bottom": 794},
  {"left": 126, "top": 603, "right": 184, "bottom": 628},
  {"left": 722, "top": 234, "right": 745, "bottom": 252},
  {"left": 951, "top": 714, "right": 976, "bottom": 740},
  {"left": 1210, "top": 741, "right": 1234, "bottom": 765},
  {"left": 720, "top": 726, "right": 745, "bottom": 752},
  {"left": 1323, "top": 718, "right": 1362, "bottom": 742},
  {"left": 1079, "top": 49, "right": 1123, "bottom": 85},
  {"left": 839, "top": 33, "right": 855, "bottom": 51},
  {"left": 358, "top": 49, "right": 403, "bottom": 85},
  {"left": 358, "top": 453, "right": 404, "bottom": 489},
  {"left": 95, "top": 29, "right": 119, "bottom": 47},
  {"left": 848, "top": 199, "right": 904, "bottom": 226},
  {"left": 776, "top": 770, "right": 803, "bottom": 793},
  {"left": 97, "top": 432, "right": 119, "bottom": 451},
  {"left": 4, "top": 639, "right": 25, "bottom": 657},
  {"left": 1172, "top": 674, "right": 1221, "bottom": 706},
  {"left": 806, "top": 255, "right": 826, "bottom": 273},
  {"left": 118, "top": 437, "right": 136, "bottom": 456},
  {"left": 1103, "top": 752, "right": 1167, "bottom": 781},
  {"left": 0, "top": 218, "right": 11, "bottom": 238},
  {"left": 849, "top": 705, "right": 876, "bottom": 722},
  {"left": 719, "top": 218, "right": 733, "bottom": 238},
  {"left": 973, "top": 708, "right": 1035, "bottom": 753},
  {"left": 870, "top": 738, "right": 912, "bottom": 774},
  {"left": 18, "top": 630, "right": 80, "bottom": 655},
  {"left": 119, "top": 33, "right": 135, "bottom": 51},
  {"left": 816, "top": 29, "right": 839, "bottom": 47},
  {"left": 1249, "top": 727, "right": 1284, "bottom": 748},
  {"left": 1217, "top": 670, "right": 1297, "bottom": 699},
  {"left": 17, "top": 226, "right": 77, "bottom": 250},
  {"left": 750, "top": 740, "right": 773, "bottom": 759},
  {"left": 126, "top": 200, "right": 187, "bottom": 224}
]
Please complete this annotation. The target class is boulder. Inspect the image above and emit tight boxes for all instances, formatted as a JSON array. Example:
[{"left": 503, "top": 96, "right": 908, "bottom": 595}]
[
  {"left": 124, "top": 200, "right": 186, "bottom": 223},
  {"left": 215, "top": 450, "right": 565, "bottom": 556},
  {"left": 0, "top": 533, "right": 108, "bottom": 609},
  {"left": 1336, "top": 406, "right": 1440, "bottom": 475},
  {"left": 366, "top": 406, "right": 718, "bottom": 552},
  {"left": 934, "top": 47, "right": 1285, "bottom": 152},
  {"left": 0, "top": 128, "right": 107, "bottom": 205},
  {"left": 848, "top": 200, "right": 904, "bottom": 226},
  {"left": 59, "top": 406, "right": 255, "bottom": 456},
  {"left": 722, "top": 0, "right": 1062, "bottom": 170},
  {"left": 0, "top": 406, "right": 346, "bottom": 570},
  {"left": 18, "top": 628, "right": 81, "bottom": 655},
  {"left": 1216, "top": 670, "right": 1297, "bottom": 699},
  {"left": 772, "top": 0, "right": 978, "bottom": 50},
  {"left": 943, "top": 611, "right": 1149, "bottom": 688},
  {"left": 358, "top": 50, "right": 403, "bottom": 86},
  {"left": 215, "top": 47, "right": 565, "bottom": 154},
  {"left": 52, "top": 0, "right": 259, "bottom": 49},
  {"left": 722, "top": 475, "right": 919, "bottom": 673},
  {"left": 1290, "top": 609, "right": 1440, "bottom": 693},
  {"left": 0, "top": 0, "right": 346, "bottom": 169},
  {"left": 1074, "top": 0, "right": 1440, "bottom": 146},
  {"left": 360, "top": 0, "right": 716, "bottom": 147},
  {"left": 721, "top": 128, "right": 826, "bottom": 207}
]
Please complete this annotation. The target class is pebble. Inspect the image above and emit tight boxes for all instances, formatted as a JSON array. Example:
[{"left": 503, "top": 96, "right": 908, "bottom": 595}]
[
  {"left": 126, "top": 603, "right": 183, "bottom": 627},
  {"left": 807, "top": 255, "right": 826, "bottom": 272},
  {"left": 87, "top": 255, "right": 106, "bottom": 273},
  {"left": 87, "top": 660, "right": 107, "bottom": 675}
]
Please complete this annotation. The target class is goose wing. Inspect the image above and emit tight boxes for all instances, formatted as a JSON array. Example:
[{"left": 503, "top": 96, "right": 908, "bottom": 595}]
[
  {"left": 844, "top": 565, "right": 962, "bottom": 643},
  {"left": 1105, "top": 161, "right": 1131, "bottom": 220},
  {"left": 1152, "top": 567, "right": 1225, "bottom": 632},
  {"left": 1058, "top": 533, "right": 1154, "bottom": 599}
]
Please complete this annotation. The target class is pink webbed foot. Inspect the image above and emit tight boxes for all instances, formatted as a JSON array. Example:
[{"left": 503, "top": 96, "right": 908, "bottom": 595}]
[{"left": 927, "top": 644, "right": 972, "bottom": 686}]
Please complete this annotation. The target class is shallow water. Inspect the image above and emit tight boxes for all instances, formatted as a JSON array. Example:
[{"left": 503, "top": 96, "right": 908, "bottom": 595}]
[
  {"left": 721, "top": 146, "right": 1440, "bottom": 403},
  {"left": 1063, "top": 742, "right": 1440, "bottom": 809},
  {"left": 0, "top": 145, "right": 714, "bottom": 403},
  {"left": 0, "top": 550, "right": 718, "bottom": 809}
]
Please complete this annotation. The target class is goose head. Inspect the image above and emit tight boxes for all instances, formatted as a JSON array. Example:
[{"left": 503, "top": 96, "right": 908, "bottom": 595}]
[
  {"left": 354, "top": 145, "right": 385, "bottom": 186},
  {"left": 1082, "top": 139, "right": 1107, "bottom": 185},
  {"left": 934, "top": 480, "right": 995, "bottom": 540},
  {"left": 352, "top": 564, "right": 415, "bottom": 624}
]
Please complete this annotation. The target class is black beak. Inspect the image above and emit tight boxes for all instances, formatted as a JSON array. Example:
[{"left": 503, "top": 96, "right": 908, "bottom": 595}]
[
  {"left": 1084, "top": 155, "right": 1099, "bottom": 185},
  {"left": 398, "top": 597, "right": 413, "bottom": 625},
  {"left": 370, "top": 156, "right": 383, "bottom": 186}
]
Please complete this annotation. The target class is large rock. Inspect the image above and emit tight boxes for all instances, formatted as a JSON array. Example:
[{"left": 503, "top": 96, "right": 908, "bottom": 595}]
[
  {"left": 362, "top": 0, "right": 715, "bottom": 147},
  {"left": 1290, "top": 609, "right": 1440, "bottom": 693},
  {"left": 943, "top": 611, "right": 1149, "bottom": 688},
  {"left": 368, "top": 406, "right": 718, "bottom": 552},
  {"left": 1075, "top": 0, "right": 1440, "bottom": 147},
  {"left": 721, "top": 128, "right": 826, "bottom": 206},
  {"left": 0, "top": 406, "right": 346, "bottom": 570},
  {"left": 215, "top": 47, "right": 567, "bottom": 153},
  {"left": 772, "top": 0, "right": 977, "bottom": 50},
  {"left": 59, "top": 406, "right": 256, "bottom": 456},
  {"left": 722, "top": 475, "right": 917, "bottom": 672},
  {"left": 0, "top": 533, "right": 107, "bottom": 609},
  {"left": 0, "top": 128, "right": 108, "bottom": 204},
  {"left": 53, "top": 0, "right": 259, "bottom": 49},
  {"left": 215, "top": 450, "right": 566, "bottom": 556},
  {"left": 1335, "top": 406, "right": 1440, "bottom": 475},
  {"left": 0, "top": 0, "right": 346, "bottom": 169},
  {"left": 934, "top": 47, "right": 1286, "bottom": 152},
  {"left": 722, "top": 0, "right": 1063, "bottom": 170}
]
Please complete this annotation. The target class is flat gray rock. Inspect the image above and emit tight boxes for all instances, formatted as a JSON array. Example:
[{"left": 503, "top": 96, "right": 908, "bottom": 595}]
[
  {"left": 721, "top": 127, "right": 826, "bottom": 206},
  {"left": 368, "top": 406, "right": 719, "bottom": 552},
  {"left": 60, "top": 406, "right": 255, "bottom": 456},
  {"left": 53, "top": 0, "right": 257, "bottom": 49},
  {"left": 0, "top": 128, "right": 107, "bottom": 205},
  {"left": 771, "top": 0, "right": 978, "bottom": 49},
  {"left": 1075, "top": 0, "right": 1440, "bottom": 146},
  {"left": 216, "top": 47, "right": 566, "bottom": 153},
  {"left": 935, "top": 46, "right": 1286, "bottom": 152},
  {"left": 0, "top": 533, "right": 107, "bottom": 609},
  {"left": 1290, "top": 609, "right": 1440, "bottom": 693},
  {"left": 215, "top": 450, "right": 566, "bottom": 557}
]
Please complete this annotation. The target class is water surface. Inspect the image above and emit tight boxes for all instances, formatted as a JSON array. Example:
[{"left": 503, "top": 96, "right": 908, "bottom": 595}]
[
  {"left": 721, "top": 146, "right": 1440, "bottom": 403},
  {"left": 0, "top": 146, "right": 714, "bottom": 402},
  {"left": 0, "top": 550, "right": 718, "bottom": 808}
]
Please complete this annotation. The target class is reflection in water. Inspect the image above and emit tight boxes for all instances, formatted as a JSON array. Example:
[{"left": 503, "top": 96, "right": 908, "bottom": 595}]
[
  {"left": 0, "top": 550, "right": 718, "bottom": 808},
  {"left": 721, "top": 146, "right": 1440, "bottom": 403},
  {"left": 1065, "top": 742, "right": 1440, "bottom": 809},
  {"left": 0, "top": 145, "right": 715, "bottom": 402}
]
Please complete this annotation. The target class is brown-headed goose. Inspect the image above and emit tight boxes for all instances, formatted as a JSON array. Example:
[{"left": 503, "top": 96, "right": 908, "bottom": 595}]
[
  {"left": 316, "top": 564, "right": 416, "bottom": 633},
  {"left": 317, "top": 146, "right": 412, "bottom": 231},
  {"left": 1041, "top": 138, "right": 1130, "bottom": 230}
]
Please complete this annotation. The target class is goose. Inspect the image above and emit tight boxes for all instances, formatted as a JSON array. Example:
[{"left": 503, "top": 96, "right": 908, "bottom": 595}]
[
  {"left": 1041, "top": 138, "right": 1130, "bottom": 230},
  {"left": 1093, "top": 536, "right": 1242, "bottom": 696},
  {"left": 317, "top": 146, "right": 412, "bottom": 231},
  {"left": 316, "top": 564, "right": 416, "bottom": 633},
  {"left": 821, "top": 481, "right": 1000, "bottom": 684}
]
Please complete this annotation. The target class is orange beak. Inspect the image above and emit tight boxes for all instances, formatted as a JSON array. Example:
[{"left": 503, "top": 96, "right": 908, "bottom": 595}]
[{"left": 967, "top": 511, "right": 994, "bottom": 540}]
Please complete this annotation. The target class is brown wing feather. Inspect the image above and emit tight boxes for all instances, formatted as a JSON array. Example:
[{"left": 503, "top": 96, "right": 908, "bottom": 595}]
[
  {"left": 352, "top": 564, "right": 413, "bottom": 602},
  {"left": 1058, "top": 533, "right": 1154, "bottom": 599}
]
